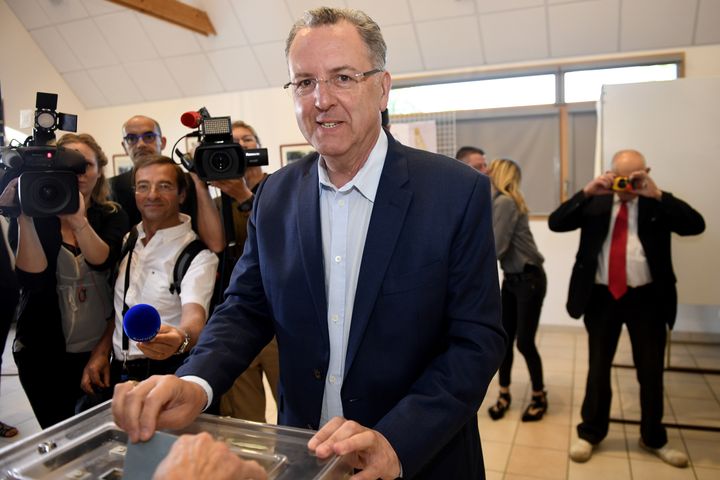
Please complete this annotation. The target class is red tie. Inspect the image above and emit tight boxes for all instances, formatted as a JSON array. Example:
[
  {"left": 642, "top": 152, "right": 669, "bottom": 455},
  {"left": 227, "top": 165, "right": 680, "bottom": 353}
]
[{"left": 608, "top": 201, "right": 628, "bottom": 300}]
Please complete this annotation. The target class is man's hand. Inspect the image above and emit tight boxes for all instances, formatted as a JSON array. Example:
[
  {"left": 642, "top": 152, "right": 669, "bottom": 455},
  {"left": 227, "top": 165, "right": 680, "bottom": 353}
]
[
  {"left": 80, "top": 350, "right": 110, "bottom": 394},
  {"left": 583, "top": 171, "right": 615, "bottom": 197},
  {"left": 112, "top": 375, "right": 207, "bottom": 443},
  {"left": 209, "top": 178, "right": 253, "bottom": 203},
  {"left": 629, "top": 168, "right": 662, "bottom": 200},
  {"left": 308, "top": 417, "right": 401, "bottom": 480},
  {"left": 153, "top": 432, "right": 268, "bottom": 480},
  {"left": 137, "top": 325, "right": 186, "bottom": 360}
]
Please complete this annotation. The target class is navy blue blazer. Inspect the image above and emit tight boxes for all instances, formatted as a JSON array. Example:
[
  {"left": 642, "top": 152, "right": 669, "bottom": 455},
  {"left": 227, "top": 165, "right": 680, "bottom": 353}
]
[
  {"left": 548, "top": 190, "right": 705, "bottom": 328},
  {"left": 178, "top": 134, "right": 506, "bottom": 478}
]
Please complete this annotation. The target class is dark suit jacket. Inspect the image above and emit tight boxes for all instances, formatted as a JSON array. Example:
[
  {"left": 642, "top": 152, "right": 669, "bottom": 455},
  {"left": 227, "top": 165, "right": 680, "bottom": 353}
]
[
  {"left": 548, "top": 190, "right": 705, "bottom": 328},
  {"left": 178, "top": 134, "right": 506, "bottom": 478}
]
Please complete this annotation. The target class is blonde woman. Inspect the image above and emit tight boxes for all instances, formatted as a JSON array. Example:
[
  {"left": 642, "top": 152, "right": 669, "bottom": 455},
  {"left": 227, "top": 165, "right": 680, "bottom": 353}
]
[
  {"left": 487, "top": 158, "right": 548, "bottom": 421},
  {"left": 13, "top": 133, "right": 128, "bottom": 428}
]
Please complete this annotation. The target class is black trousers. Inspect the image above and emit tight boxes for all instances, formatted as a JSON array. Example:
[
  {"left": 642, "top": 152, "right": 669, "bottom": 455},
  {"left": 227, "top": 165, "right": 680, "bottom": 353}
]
[
  {"left": 13, "top": 347, "right": 90, "bottom": 429},
  {"left": 498, "top": 266, "right": 547, "bottom": 391},
  {"left": 578, "top": 283, "right": 667, "bottom": 448}
]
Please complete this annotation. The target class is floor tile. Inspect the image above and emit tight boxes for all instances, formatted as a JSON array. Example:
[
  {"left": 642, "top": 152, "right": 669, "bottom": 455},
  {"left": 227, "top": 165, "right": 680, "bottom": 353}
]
[
  {"left": 682, "top": 433, "right": 720, "bottom": 468},
  {"left": 694, "top": 466, "right": 720, "bottom": 480},
  {"left": 481, "top": 440, "right": 512, "bottom": 472},
  {"left": 514, "top": 421, "right": 571, "bottom": 451},
  {"left": 567, "top": 454, "right": 631, "bottom": 480},
  {"left": 629, "top": 458, "right": 695, "bottom": 479},
  {"left": 506, "top": 444, "right": 568, "bottom": 479}
]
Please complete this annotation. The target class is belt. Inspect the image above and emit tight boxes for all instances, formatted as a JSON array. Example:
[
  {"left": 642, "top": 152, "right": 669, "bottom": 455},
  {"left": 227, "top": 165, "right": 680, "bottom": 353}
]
[{"left": 505, "top": 264, "right": 543, "bottom": 283}]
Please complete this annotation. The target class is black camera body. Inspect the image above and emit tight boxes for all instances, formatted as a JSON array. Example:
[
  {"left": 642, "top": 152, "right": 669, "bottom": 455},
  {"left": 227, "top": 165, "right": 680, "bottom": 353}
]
[
  {"left": 180, "top": 112, "right": 268, "bottom": 182},
  {"left": 0, "top": 92, "right": 83, "bottom": 217}
]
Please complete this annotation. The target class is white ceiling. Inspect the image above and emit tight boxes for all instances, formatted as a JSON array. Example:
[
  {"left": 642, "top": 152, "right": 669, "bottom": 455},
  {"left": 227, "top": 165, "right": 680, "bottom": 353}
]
[{"left": 7, "top": 0, "right": 720, "bottom": 109}]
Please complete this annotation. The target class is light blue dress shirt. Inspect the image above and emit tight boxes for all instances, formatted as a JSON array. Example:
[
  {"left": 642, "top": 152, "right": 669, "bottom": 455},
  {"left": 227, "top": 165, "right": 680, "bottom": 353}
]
[{"left": 318, "top": 130, "right": 388, "bottom": 426}]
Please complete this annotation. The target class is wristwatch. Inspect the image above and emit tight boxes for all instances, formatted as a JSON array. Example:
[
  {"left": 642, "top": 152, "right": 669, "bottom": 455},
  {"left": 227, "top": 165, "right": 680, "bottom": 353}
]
[
  {"left": 237, "top": 194, "right": 254, "bottom": 213},
  {"left": 175, "top": 329, "right": 190, "bottom": 355}
]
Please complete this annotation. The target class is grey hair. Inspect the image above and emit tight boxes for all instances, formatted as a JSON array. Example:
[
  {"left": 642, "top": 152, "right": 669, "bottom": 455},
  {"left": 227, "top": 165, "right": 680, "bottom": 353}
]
[{"left": 285, "top": 7, "right": 386, "bottom": 70}]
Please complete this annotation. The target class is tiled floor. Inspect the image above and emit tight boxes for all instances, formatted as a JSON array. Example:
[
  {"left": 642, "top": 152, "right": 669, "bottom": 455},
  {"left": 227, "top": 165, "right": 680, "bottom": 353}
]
[{"left": 2, "top": 324, "right": 719, "bottom": 478}]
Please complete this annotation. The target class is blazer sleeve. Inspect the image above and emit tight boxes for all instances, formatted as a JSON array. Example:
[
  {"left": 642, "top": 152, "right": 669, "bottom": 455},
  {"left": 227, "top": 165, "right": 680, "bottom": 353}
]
[
  {"left": 658, "top": 191, "right": 705, "bottom": 236},
  {"left": 548, "top": 190, "right": 590, "bottom": 232}
]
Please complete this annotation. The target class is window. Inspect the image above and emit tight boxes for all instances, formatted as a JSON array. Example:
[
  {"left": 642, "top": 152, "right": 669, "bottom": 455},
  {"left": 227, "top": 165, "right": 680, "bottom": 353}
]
[
  {"left": 387, "top": 56, "right": 682, "bottom": 213},
  {"left": 388, "top": 74, "right": 556, "bottom": 115},
  {"left": 563, "top": 64, "right": 679, "bottom": 103}
]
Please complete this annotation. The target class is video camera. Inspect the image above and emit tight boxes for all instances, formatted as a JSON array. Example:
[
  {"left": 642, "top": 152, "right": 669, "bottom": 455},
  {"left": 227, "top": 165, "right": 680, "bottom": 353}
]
[
  {"left": 176, "top": 107, "right": 268, "bottom": 182},
  {"left": 0, "top": 92, "right": 84, "bottom": 217}
]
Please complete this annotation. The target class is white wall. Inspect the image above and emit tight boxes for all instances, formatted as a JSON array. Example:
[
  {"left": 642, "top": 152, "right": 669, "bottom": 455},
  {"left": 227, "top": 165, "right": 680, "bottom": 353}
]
[
  {"left": 3, "top": 0, "right": 719, "bottom": 332},
  {"left": 0, "top": 0, "right": 85, "bottom": 137}
]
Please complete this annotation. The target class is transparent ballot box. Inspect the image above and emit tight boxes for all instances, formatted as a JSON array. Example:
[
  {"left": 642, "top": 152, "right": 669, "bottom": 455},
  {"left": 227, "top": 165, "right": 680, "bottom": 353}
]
[{"left": 0, "top": 401, "right": 351, "bottom": 479}]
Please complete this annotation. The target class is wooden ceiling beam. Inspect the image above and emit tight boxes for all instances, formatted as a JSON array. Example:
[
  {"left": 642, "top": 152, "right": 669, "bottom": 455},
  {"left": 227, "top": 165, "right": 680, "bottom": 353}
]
[{"left": 108, "top": 0, "right": 216, "bottom": 36}]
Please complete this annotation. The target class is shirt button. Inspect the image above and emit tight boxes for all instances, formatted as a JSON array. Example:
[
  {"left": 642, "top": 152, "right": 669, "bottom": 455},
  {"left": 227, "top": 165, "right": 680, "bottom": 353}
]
[
  {"left": 313, "top": 369, "right": 322, "bottom": 380},
  {"left": 334, "top": 255, "right": 341, "bottom": 263},
  {"left": 331, "top": 314, "right": 339, "bottom": 323},
  {"left": 329, "top": 375, "right": 337, "bottom": 384},
  {"left": 338, "top": 199, "right": 345, "bottom": 207}
]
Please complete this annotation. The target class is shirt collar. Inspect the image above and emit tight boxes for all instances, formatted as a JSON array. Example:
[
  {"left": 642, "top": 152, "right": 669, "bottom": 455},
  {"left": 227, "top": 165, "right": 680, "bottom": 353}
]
[
  {"left": 137, "top": 213, "right": 192, "bottom": 242},
  {"left": 317, "top": 129, "right": 388, "bottom": 202},
  {"left": 613, "top": 194, "right": 639, "bottom": 207}
]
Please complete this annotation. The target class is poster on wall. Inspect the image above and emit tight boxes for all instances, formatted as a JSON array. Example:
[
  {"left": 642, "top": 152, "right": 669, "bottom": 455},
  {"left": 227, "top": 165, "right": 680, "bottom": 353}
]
[{"left": 391, "top": 120, "right": 437, "bottom": 153}]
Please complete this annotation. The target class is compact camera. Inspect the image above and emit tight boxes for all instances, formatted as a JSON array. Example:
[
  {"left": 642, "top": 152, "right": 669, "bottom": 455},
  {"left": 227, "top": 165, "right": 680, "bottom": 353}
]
[
  {"left": 611, "top": 176, "right": 639, "bottom": 193},
  {"left": 178, "top": 109, "right": 268, "bottom": 182},
  {"left": 0, "top": 92, "right": 84, "bottom": 217}
]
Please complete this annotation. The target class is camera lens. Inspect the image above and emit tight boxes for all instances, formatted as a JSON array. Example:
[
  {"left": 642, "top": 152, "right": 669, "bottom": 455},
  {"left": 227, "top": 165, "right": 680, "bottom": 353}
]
[
  {"left": 617, "top": 178, "right": 627, "bottom": 188},
  {"left": 28, "top": 175, "right": 72, "bottom": 215},
  {"left": 39, "top": 183, "right": 59, "bottom": 202},
  {"left": 209, "top": 151, "right": 231, "bottom": 172}
]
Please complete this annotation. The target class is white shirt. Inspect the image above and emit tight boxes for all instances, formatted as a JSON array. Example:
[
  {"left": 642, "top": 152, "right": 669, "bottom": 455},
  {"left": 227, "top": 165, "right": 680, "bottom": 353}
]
[
  {"left": 595, "top": 195, "right": 653, "bottom": 288},
  {"left": 113, "top": 214, "right": 218, "bottom": 360},
  {"left": 318, "top": 130, "right": 388, "bottom": 426}
]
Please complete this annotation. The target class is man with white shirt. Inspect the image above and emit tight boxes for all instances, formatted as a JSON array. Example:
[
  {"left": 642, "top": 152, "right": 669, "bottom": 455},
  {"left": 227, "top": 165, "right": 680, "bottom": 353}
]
[
  {"left": 549, "top": 149, "right": 704, "bottom": 468},
  {"left": 81, "top": 155, "right": 217, "bottom": 391},
  {"left": 111, "top": 8, "right": 504, "bottom": 479}
]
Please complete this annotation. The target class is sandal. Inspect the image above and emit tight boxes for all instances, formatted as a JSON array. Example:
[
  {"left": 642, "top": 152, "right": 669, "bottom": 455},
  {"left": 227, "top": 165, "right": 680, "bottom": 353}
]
[
  {"left": 0, "top": 421, "right": 18, "bottom": 438},
  {"left": 522, "top": 391, "right": 548, "bottom": 422},
  {"left": 488, "top": 391, "right": 511, "bottom": 420}
]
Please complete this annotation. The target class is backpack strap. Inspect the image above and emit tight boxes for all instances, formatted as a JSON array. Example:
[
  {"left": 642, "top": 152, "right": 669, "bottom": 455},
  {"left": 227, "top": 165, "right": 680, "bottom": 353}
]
[
  {"left": 120, "top": 227, "right": 139, "bottom": 353},
  {"left": 169, "top": 239, "right": 207, "bottom": 295}
]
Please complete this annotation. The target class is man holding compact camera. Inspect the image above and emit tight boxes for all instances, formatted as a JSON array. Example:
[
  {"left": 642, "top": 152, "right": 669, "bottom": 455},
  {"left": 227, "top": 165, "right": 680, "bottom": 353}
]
[{"left": 548, "top": 149, "right": 705, "bottom": 468}]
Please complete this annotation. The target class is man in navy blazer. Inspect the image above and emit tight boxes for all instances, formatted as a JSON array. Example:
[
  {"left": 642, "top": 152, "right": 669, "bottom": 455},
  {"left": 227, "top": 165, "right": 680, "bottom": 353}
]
[
  {"left": 112, "top": 7, "right": 505, "bottom": 479},
  {"left": 549, "top": 149, "right": 704, "bottom": 468}
]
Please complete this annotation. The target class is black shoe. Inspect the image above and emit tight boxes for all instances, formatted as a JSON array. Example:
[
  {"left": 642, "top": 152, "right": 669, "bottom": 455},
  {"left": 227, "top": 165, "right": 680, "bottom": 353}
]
[
  {"left": 488, "top": 391, "right": 511, "bottom": 420},
  {"left": 522, "top": 391, "right": 547, "bottom": 422}
]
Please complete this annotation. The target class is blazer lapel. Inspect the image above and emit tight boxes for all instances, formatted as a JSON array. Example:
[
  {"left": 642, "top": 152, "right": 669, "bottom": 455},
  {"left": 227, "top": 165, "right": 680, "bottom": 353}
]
[
  {"left": 296, "top": 155, "right": 329, "bottom": 345},
  {"left": 344, "top": 139, "right": 412, "bottom": 376}
]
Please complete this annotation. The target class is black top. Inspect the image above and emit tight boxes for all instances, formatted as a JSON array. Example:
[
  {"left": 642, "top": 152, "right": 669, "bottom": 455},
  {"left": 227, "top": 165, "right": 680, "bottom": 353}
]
[
  {"left": 109, "top": 170, "right": 199, "bottom": 232},
  {"left": 14, "top": 203, "right": 129, "bottom": 351}
]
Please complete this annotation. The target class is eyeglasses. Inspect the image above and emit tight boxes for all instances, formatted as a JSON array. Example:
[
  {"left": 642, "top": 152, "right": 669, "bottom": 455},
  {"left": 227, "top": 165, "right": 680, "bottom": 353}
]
[
  {"left": 133, "top": 181, "right": 177, "bottom": 195},
  {"left": 283, "top": 69, "right": 383, "bottom": 96},
  {"left": 124, "top": 132, "right": 159, "bottom": 145}
]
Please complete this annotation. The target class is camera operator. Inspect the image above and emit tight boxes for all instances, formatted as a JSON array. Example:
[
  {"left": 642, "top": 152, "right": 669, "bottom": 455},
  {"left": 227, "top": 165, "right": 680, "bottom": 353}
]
[
  {"left": 111, "top": 115, "right": 224, "bottom": 253},
  {"left": 208, "top": 120, "right": 279, "bottom": 423},
  {"left": 11, "top": 133, "right": 128, "bottom": 428}
]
